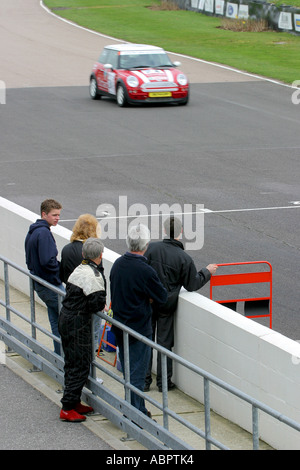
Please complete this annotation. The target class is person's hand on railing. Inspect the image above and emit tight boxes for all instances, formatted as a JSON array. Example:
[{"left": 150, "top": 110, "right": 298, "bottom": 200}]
[{"left": 206, "top": 264, "right": 218, "bottom": 275}]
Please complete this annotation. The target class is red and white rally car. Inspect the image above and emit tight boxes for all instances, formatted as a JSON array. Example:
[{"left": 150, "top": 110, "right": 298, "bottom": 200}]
[{"left": 89, "top": 43, "right": 189, "bottom": 107}]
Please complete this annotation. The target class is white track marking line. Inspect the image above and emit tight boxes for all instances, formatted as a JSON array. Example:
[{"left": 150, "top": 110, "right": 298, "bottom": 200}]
[
  {"left": 40, "top": 1, "right": 123, "bottom": 43},
  {"left": 203, "top": 205, "right": 300, "bottom": 214},
  {"left": 60, "top": 205, "right": 300, "bottom": 223}
]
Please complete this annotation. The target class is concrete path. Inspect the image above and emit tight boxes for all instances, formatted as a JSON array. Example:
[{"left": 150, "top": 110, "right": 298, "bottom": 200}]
[{"left": 0, "top": 362, "right": 114, "bottom": 450}]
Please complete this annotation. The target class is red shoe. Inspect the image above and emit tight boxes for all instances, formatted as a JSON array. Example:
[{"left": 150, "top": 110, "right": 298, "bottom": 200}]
[
  {"left": 74, "top": 403, "right": 94, "bottom": 414},
  {"left": 60, "top": 409, "right": 86, "bottom": 422}
]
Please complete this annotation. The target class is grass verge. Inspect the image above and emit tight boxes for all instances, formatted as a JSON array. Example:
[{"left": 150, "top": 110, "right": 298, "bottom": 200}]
[{"left": 43, "top": 0, "right": 300, "bottom": 84}]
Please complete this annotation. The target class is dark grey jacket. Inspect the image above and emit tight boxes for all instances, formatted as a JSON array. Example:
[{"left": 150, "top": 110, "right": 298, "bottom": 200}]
[{"left": 145, "top": 238, "right": 211, "bottom": 315}]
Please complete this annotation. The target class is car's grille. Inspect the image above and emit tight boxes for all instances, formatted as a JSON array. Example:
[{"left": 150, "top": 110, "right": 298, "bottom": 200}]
[{"left": 141, "top": 81, "right": 178, "bottom": 91}]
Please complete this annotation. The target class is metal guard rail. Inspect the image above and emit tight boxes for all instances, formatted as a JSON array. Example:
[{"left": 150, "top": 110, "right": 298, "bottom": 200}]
[{"left": 1, "top": 255, "right": 300, "bottom": 450}]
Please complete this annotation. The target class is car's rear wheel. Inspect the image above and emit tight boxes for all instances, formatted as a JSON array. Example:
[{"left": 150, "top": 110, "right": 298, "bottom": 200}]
[
  {"left": 116, "top": 83, "right": 128, "bottom": 107},
  {"left": 90, "top": 77, "right": 100, "bottom": 100}
]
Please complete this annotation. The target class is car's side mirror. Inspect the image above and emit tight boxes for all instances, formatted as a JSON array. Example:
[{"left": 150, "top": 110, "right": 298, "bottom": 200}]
[
  {"left": 173, "top": 61, "right": 181, "bottom": 67},
  {"left": 104, "top": 63, "right": 113, "bottom": 70}
]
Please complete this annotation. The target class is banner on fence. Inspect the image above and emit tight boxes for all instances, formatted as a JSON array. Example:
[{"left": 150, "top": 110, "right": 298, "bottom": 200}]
[{"left": 185, "top": 0, "right": 300, "bottom": 34}]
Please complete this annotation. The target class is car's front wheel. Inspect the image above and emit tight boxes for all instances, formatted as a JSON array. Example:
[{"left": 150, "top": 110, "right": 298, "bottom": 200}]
[
  {"left": 116, "top": 83, "right": 128, "bottom": 107},
  {"left": 178, "top": 92, "right": 189, "bottom": 106},
  {"left": 90, "top": 77, "right": 100, "bottom": 100}
]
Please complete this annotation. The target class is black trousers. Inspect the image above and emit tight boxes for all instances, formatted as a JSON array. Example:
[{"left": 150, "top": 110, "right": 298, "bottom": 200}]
[
  {"left": 58, "top": 311, "right": 92, "bottom": 410},
  {"left": 145, "top": 308, "right": 175, "bottom": 388}
]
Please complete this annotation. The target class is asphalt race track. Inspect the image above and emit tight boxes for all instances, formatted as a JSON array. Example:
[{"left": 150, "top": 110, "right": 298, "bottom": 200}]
[{"left": 0, "top": 1, "right": 299, "bottom": 339}]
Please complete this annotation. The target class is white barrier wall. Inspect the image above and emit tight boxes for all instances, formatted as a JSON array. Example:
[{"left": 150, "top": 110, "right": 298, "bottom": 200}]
[
  {"left": 174, "top": 292, "right": 300, "bottom": 449},
  {"left": 1, "top": 197, "right": 300, "bottom": 449}
]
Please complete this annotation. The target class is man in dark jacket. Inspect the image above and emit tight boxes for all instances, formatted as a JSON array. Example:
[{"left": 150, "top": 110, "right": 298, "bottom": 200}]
[
  {"left": 144, "top": 216, "right": 218, "bottom": 392},
  {"left": 59, "top": 238, "right": 106, "bottom": 422},
  {"left": 25, "top": 199, "right": 63, "bottom": 354},
  {"left": 110, "top": 224, "right": 167, "bottom": 416}
]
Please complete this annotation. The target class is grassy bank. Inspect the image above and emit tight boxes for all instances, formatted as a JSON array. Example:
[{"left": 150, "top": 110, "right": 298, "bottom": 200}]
[
  {"left": 43, "top": 0, "right": 300, "bottom": 84},
  {"left": 272, "top": 0, "right": 299, "bottom": 6}
]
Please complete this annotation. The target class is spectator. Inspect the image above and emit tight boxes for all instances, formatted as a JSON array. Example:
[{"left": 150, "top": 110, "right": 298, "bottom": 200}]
[
  {"left": 60, "top": 213, "right": 103, "bottom": 348},
  {"left": 59, "top": 213, "right": 101, "bottom": 283},
  {"left": 25, "top": 199, "right": 63, "bottom": 355},
  {"left": 144, "top": 216, "right": 218, "bottom": 392},
  {"left": 59, "top": 238, "right": 106, "bottom": 422},
  {"left": 110, "top": 224, "right": 167, "bottom": 416}
]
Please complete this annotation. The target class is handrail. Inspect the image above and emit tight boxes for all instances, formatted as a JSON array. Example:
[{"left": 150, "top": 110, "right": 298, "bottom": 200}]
[{"left": 1, "top": 255, "right": 300, "bottom": 450}]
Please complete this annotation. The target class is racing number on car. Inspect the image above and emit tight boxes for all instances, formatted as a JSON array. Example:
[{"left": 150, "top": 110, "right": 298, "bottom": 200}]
[{"left": 107, "top": 72, "right": 116, "bottom": 95}]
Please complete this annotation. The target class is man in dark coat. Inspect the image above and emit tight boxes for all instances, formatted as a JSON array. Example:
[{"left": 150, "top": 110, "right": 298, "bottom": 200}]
[
  {"left": 144, "top": 216, "right": 218, "bottom": 392},
  {"left": 110, "top": 224, "right": 167, "bottom": 416}
]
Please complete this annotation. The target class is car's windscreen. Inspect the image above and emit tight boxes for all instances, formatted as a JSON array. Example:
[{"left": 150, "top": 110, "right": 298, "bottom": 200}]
[{"left": 119, "top": 52, "right": 173, "bottom": 69}]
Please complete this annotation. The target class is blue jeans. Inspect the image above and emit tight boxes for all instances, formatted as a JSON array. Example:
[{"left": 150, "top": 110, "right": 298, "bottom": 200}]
[
  {"left": 117, "top": 334, "right": 151, "bottom": 415},
  {"left": 34, "top": 282, "right": 65, "bottom": 355}
]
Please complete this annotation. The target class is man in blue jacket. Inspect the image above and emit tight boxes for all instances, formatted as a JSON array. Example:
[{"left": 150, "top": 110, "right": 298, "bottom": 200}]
[
  {"left": 25, "top": 199, "right": 63, "bottom": 354},
  {"left": 110, "top": 224, "right": 167, "bottom": 417}
]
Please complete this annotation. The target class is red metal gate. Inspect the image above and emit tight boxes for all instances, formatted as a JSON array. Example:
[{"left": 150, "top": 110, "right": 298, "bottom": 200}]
[{"left": 209, "top": 261, "right": 272, "bottom": 328}]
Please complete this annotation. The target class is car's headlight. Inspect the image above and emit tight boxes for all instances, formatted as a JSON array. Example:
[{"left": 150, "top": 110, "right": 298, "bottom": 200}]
[
  {"left": 177, "top": 74, "right": 188, "bottom": 86},
  {"left": 126, "top": 75, "right": 139, "bottom": 87}
]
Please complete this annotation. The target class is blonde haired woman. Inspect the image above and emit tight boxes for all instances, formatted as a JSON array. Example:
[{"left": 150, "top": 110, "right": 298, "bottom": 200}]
[
  {"left": 60, "top": 214, "right": 101, "bottom": 283},
  {"left": 60, "top": 214, "right": 104, "bottom": 351}
]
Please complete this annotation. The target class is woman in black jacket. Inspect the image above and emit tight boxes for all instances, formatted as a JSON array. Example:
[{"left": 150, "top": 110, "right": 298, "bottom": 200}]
[
  {"left": 60, "top": 213, "right": 101, "bottom": 283},
  {"left": 60, "top": 214, "right": 103, "bottom": 348}
]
